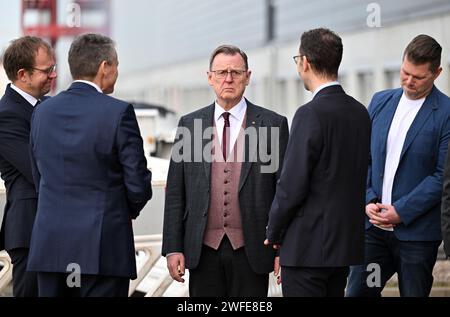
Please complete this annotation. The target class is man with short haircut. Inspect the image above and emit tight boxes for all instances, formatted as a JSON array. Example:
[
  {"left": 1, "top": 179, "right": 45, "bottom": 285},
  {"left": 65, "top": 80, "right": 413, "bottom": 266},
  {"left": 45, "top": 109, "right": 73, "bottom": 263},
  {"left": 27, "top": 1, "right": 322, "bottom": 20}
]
[
  {"left": 265, "top": 28, "right": 371, "bottom": 297},
  {"left": 162, "top": 45, "right": 289, "bottom": 297},
  {"left": 0, "top": 36, "right": 57, "bottom": 297},
  {"left": 347, "top": 35, "right": 450, "bottom": 297},
  {"left": 27, "top": 34, "right": 152, "bottom": 297}
]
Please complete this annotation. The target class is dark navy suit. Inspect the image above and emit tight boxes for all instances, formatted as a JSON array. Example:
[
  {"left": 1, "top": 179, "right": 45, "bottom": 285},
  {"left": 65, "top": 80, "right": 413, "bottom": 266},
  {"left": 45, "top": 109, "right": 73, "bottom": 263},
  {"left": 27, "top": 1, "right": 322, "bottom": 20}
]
[
  {"left": 0, "top": 84, "right": 44, "bottom": 296},
  {"left": 27, "top": 82, "right": 152, "bottom": 296},
  {"left": 267, "top": 85, "right": 371, "bottom": 297},
  {"left": 347, "top": 86, "right": 450, "bottom": 297}
]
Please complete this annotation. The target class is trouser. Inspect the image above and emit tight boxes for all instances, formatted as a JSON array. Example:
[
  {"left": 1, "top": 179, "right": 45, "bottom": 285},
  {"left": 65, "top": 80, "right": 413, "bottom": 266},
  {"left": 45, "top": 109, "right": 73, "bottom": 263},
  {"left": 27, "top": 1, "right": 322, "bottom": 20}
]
[
  {"left": 282, "top": 266, "right": 349, "bottom": 297},
  {"left": 189, "top": 236, "right": 269, "bottom": 297},
  {"left": 8, "top": 248, "right": 38, "bottom": 297},
  {"left": 37, "top": 272, "right": 129, "bottom": 297},
  {"left": 346, "top": 226, "right": 440, "bottom": 297}
]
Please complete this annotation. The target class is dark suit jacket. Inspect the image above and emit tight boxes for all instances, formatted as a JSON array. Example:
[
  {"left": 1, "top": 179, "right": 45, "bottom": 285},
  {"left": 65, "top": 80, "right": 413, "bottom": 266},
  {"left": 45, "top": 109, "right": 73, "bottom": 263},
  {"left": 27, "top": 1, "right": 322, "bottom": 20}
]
[
  {"left": 267, "top": 85, "right": 371, "bottom": 267},
  {"left": 367, "top": 86, "right": 450, "bottom": 242},
  {"left": 27, "top": 82, "right": 152, "bottom": 279},
  {"left": 0, "top": 84, "right": 43, "bottom": 251},
  {"left": 162, "top": 100, "right": 289, "bottom": 274}
]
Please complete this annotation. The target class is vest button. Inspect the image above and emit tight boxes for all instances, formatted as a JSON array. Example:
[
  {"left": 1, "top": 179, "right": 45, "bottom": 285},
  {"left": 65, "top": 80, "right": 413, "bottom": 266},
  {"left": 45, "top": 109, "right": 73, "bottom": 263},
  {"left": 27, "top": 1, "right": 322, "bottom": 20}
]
[
  {"left": 224, "top": 180, "right": 229, "bottom": 184},
  {"left": 224, "top": 223, "right": 228, "bottom": 228},
  {"left": 224, "top": 202, "right": 229, "bottom": 206},
  {"left": 224, "top": 191, "right": 229, "bottom": 195},
  {"left": 224, "top": 213, "right": 228, "bottom": 218}
]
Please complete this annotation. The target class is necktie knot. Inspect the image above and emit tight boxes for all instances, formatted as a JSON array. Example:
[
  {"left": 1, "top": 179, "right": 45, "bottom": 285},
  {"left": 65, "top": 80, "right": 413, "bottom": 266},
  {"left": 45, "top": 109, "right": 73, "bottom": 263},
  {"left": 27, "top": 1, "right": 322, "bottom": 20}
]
[{"left": 222, "top": 112, "right": 230, "bottom": 124}]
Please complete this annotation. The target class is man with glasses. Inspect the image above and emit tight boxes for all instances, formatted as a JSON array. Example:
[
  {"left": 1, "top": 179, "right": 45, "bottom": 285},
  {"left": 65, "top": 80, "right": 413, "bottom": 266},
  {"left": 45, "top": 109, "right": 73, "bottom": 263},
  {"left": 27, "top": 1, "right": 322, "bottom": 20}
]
[
  {"left": 163, "top": 45, "right": 289, "bottom": 297},
  {"left": 0, "top": 36, "right": 57, "bottom": 297},
  {"left": 265, "top": 28, "right": 371, "bottom": 297}
]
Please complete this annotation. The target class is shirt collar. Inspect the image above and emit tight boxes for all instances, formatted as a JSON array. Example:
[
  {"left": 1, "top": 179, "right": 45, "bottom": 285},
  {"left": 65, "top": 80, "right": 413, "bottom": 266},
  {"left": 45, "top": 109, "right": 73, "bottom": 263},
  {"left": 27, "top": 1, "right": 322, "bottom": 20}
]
[
  {"left": 214, "top": 97, "right": 247, "bottom": 122},
  {"left": 10, "top": 83, "right": 40, "bottom": 107},
  {"left": 73, "top": 80, "right": 103, "bottom": 93},
  {"left": 312, "top": 81, "right": 340, "bottom": 98}
]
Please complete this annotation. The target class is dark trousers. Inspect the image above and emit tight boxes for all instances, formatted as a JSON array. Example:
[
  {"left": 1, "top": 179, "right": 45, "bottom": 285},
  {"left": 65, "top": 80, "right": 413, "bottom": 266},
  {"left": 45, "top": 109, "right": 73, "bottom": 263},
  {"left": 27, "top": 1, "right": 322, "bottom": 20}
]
[
  {"left": 8, "top": 248, "right": 38, "bottom": 297},
  {"left": 189, "top": 236, "right": 269, "bottom": 297},
  {"left": 281, "top": 266, "right": 349, "bottom": 297},
  {"left": 346, "top": 226, "right": 440, "bottom": 297},
  {"left": 37, "top": 272, "right": 129, "bottom": 297}
]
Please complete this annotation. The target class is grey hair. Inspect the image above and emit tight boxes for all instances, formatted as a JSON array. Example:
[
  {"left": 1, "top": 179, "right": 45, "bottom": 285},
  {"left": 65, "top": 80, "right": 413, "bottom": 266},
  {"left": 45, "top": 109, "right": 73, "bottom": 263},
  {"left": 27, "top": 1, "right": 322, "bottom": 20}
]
[
  {"left": 209, "top": 45, "right": 249, "bottom": 70},
  {"left": 68, "top": 33, "right": 116, "bottom": 79}
]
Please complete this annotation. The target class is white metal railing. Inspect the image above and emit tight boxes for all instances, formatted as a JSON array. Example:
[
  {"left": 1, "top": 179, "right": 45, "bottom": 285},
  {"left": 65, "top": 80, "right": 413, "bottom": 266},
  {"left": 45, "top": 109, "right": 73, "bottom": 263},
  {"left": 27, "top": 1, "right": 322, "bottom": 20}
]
[
  {"left": 0, "top": 251, "right": 12, "bottom": 294},
  {"left": 129, "top": 234, "right": 165, "bottom": 297},
  {"left": 0, "top": 234, "right": 282, "bottom": 297},
  {"left": 130, "top": 234, "right": 282, "bottom": 297}
]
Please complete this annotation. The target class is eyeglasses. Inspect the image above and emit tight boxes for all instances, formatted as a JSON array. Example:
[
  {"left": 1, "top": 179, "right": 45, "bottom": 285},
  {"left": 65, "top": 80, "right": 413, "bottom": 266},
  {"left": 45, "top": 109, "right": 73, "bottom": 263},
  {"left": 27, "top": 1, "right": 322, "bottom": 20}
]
[
  {"left": 31, "top": 64, "right": 57, "bottom": 76},
  {"left": 293, "top": 55, "right": 303, "bottom": 64},
  {"left": 210, "top": 69, "right": 247, "bottom": 79}
]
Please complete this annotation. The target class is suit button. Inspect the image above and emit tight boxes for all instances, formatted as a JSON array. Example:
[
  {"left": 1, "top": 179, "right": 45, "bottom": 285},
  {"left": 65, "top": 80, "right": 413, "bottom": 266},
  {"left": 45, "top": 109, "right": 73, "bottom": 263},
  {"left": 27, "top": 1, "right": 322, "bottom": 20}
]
[{"left": 224, "top": 169, "right": 230, "bottom": 173}]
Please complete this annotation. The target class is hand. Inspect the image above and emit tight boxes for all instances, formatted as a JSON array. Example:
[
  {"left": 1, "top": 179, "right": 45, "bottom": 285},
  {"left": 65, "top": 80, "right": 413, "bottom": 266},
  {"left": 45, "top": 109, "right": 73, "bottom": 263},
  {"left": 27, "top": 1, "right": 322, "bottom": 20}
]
[
  {"left": 264, "top": 239, "right": 280, "bottom": 250},
  {"left": 274, "top": 256, "right": 282, "bottom": 285},
  {"left": 365, "top": 203, "right": 381, "bottom": 219},
  {"left": 166, "top": 253, "right": 185, "bottom": 283},
  {"left": 366, "top": 203, "right": 395, "bottom": 229},
  {"left": 376, "top": 203, "right": 402, "bottom": 225}
]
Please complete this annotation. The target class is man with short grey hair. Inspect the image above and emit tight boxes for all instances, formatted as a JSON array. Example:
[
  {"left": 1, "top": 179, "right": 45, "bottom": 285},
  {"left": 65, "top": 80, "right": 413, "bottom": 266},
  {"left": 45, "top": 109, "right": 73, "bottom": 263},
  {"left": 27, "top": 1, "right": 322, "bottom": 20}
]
[
  {"left": 162, "top": 44, "right": 289, "bottom": 297},
  {"left": 27, "top": 33, "right": 152, "bottom": 297}
]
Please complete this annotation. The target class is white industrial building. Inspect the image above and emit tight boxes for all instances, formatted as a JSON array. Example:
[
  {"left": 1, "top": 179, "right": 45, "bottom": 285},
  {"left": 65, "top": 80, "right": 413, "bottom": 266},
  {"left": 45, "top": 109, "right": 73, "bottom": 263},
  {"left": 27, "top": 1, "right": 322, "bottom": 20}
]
[{"left": 114, "top": 0, "right": 450, "bottom": 122}]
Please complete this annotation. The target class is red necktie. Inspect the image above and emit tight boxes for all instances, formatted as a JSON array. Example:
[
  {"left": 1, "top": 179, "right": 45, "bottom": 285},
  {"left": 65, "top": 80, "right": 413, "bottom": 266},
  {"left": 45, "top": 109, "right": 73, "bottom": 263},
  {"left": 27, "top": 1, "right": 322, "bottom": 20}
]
[{"left": 222, "top": 112, "right": 231, "bottom": 161}]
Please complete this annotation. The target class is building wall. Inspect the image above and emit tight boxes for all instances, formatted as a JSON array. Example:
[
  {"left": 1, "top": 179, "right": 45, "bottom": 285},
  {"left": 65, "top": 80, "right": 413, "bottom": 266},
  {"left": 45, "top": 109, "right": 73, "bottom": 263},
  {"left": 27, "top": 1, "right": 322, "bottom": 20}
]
[{"left": 114, "top": 3, "right": 450, "bottom": 123}]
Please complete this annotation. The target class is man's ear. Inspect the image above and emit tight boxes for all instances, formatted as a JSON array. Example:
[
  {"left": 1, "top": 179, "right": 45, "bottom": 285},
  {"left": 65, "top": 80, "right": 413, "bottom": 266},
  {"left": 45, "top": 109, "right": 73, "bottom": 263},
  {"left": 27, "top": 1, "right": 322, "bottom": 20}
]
[
  {"left": 17, "top": 69, "right": 28, "bottom": 83},
  {"left": 245, "top": 70, "right": 252, "bottom": 86},
  {"left": 98, "top": 60, "right": 109, "bottom": 76},
  {"left": 207, "top": 71, "right": 214, "bottom": 87},
  {"left": 302, "top": 56, "right": 310, "bottom": 73},
  {"left": 433, "top": 66, "right": 443, "bottom": 81}
]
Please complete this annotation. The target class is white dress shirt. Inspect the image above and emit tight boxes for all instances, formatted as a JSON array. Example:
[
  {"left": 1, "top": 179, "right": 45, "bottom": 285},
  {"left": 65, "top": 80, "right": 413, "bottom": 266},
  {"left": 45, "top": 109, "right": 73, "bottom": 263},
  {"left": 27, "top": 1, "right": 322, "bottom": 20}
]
[
  {"left": 214, "top": 98, "right": 247, "bottom": 151},
  {"left": 10, "top": 84, "right": 40, "bottom": 107},
  {"left": 312, "top": 81, "right": 340, "bottom": 98},
  {"left": 380, "top": 93, "right": 425, "bottom": 231},
  {"left": 73, "top": 80, "right": 103, "bottom": 93}
]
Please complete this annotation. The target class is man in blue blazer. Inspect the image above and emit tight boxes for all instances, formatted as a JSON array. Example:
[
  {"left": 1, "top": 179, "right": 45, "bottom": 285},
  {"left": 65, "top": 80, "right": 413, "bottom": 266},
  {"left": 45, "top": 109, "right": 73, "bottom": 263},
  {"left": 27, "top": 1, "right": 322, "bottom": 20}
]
[
  {"left": 347, "top": 35, "right": 450, "bottom": 297},
  {"left": 27, "top": 34, "right": 152, "bottom": 297},
  {"left": 0, "top": 36, "right": 57, "bottom": 297}
]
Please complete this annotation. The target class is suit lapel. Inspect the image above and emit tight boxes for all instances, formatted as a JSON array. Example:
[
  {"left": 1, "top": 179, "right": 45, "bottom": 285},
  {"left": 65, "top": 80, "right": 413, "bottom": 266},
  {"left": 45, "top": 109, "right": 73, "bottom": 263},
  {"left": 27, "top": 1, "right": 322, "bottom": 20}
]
[
  {"left": 5, "top": 85, "right": 35, "bottom": 119},
  {"left": 399, "top": 87, "right": 438, "bottom": 161},
  {"left": 202, "top": 104, "right": 215, "bottom": 184},
  {"left": 239, "top": 101, "right": 261, "bottom": 192}
]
